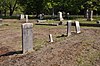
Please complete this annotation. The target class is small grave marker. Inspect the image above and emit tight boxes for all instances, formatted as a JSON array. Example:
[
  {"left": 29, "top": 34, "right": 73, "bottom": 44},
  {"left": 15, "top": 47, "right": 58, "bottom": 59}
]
[
  {"left": 22, "top": 23, "right": 33, "bottom": 54},
  {"left": 49, "top": 34, "right": 53, "bottom": 42},
  {"left": 58, "top": 11, "right": 64, "bottom": 21},
  {"left": 25, "top": 15, "right": 28, "bottom": 23},
  {"left": 75, "top": 21, "right": 81, "bottom": 33},
  {"left": 39, "top": 14, "right": 43, "bottom": 20},
  {"left": 20, "top": 14, "right": 24, "bottom": 20},
  {"left": 67, "top": 21, "right": 72, "bottom": 36}
]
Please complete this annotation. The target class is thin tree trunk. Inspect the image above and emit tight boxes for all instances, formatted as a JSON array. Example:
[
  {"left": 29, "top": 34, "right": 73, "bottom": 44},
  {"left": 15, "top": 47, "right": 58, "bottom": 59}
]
[
  {"left": 0, "top": 10, "right": 2, "bottom": 16},
  {"left": 9, "top": 0, "right": 17, "bottom": 16}
]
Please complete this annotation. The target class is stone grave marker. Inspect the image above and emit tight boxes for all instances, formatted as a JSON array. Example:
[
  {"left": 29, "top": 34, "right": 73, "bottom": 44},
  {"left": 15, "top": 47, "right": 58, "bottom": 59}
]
[
  {"left": 25, "top": 15, "right": 28, "bottom": 22},
  {"left": 58, "top": 11, "right": 64, "bottom": 21},
  {"left": 39, "top": 14, "right": 43, "bottom": 20},
  {"left": 22, "top": 23, "right": 33, "bottom": 54},
  {"left": 20, "top": 14, "right": 24, "bottom": 20},
  {"left": 75, "top": 21, "right": 81, "bottom": 33},
  {"left": 67, "top": 20, "right": 72, "bottom": 36},
  {"left": 49, "top": 34, "right": 53, "bottom": 42}
]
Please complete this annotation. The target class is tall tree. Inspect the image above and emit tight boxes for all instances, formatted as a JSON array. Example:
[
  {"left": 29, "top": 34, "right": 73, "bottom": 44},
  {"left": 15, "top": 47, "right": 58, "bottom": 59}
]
[
  {"left": 6, "top": 0, "right": 18, "bottom": 16},
  {"left": 83, "top": 0, "right": 100, "bottom": 21}
]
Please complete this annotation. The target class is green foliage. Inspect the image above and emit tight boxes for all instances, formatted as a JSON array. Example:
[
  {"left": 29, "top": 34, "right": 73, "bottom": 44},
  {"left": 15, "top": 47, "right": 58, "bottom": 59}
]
[{"left": 0, "top": 0, "right": 100, "bottom": 16}]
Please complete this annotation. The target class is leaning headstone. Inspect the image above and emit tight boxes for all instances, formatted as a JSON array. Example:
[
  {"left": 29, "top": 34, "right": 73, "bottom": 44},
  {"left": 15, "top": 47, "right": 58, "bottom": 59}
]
[
  {"left": 25, "top": 15, "right": 28, "bottom": 23},
  {"left": 86, "top": 10, "right": 93, "bottom": 21},
  {"left": 22, "top": 23, "right": 33, "bottom": 54},
  {"left": 58, "top": 11, "right": 64, "bottom": 21},
  {"left": 20, "top": 14, "right": 24, "bottom": 20},
  {"left": 49, "top": 34, "right": 53, "bottom": 42},
  {"left": 75, "top": 21, "right": 81, "bottom": 33},
  {"left": 67, "top": 20, "right": 72, "bottom": 36}
]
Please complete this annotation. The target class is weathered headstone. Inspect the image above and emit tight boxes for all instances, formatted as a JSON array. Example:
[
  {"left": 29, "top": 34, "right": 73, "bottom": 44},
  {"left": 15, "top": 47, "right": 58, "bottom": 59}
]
[
  {"left": 75, "top": 21, "right": 81, "bottom": 33},
  {"left": 67, "top": 13, "right": 70, "bottom": 20},
  {"left": 22, "top": 23, "right": 33, "bottom": 54},
  {"left": 25, "top": 15, "right": 28, "bottom": 22},
  {"left": 20, "top": 14, "right": 24, "bottom": 20},
  {"left": 67, "top": 21, "right": 72, "bottom": 36},
  {"left": 86, "top": 9, "right": 93, "bottom": 21},
  {"left": 86, "top": 9, "right": 89, "bottom": 19},
  {"left": 58, "top": 11, "right": 64, "bottom": 21},
  {"left": 49, "top": 34, "right": 53, "bottom": 42},
  {"left": 39, "top": 14, "right": 43, "bottom": 20}
]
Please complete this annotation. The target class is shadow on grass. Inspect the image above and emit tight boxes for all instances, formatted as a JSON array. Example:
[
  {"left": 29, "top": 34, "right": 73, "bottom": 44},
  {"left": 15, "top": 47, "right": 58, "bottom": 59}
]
[
  {"left": 0, "top": 51, "right": 22, "bottom": 57},
  {"left": 35, "top": 23, "right": 58, "bottom": 26},
  {"left": 70, "top": 23, "right": 100, "bottom": 27},
  {"left": 56, "top": 34, "right": 67, "bottom": 38}
]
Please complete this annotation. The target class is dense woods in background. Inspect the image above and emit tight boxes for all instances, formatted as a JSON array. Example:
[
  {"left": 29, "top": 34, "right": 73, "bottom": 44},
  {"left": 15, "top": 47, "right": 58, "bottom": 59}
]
[{"left": 0, "top": 0, "right": 100, "bottom": 17}]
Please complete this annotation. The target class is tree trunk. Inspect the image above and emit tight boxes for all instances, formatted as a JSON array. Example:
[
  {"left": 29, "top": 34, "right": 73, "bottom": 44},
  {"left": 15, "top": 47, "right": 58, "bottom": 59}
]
[
  {"left": 9, "top": 0, "right": 17, "bottom": 16},
  {"left": 0, "top": 10, "right": 2, "bottom": 16},
  {"left": 10, "top": 10, "right": 13, "bottom": 16}
]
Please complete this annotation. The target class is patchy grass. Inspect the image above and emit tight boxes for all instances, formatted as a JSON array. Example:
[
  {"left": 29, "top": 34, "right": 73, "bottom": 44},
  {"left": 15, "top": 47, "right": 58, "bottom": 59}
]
[{"left": 0, "top": 19, "right": 100, "bottom": 66}]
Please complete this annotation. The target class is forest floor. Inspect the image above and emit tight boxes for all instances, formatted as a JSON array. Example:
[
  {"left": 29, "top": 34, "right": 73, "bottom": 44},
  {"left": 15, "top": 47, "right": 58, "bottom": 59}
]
[{"left": 0, "top": 19, "right": 100, "bottom": 66}]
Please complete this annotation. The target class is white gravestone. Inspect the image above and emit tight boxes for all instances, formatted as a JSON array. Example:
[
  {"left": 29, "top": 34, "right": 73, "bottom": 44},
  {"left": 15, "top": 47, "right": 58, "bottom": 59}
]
[
  {"left": 75, "top": 21, "right": 81, "bottom": 33},
  {"left": 20, "top": 14, "right": 25, "bottom": 20},
  {"left": 22, "top": 23, "right": 33, "bottom": 54},
  {"left": 39, "top": 14, "right": 43, "bottom": 20},
  {"left": 86, "top": 9, "right": 89, "bottom": 19},
  {"left": 58, "top": 11, "right": 64, "bottom": 21},
  {"left": 25, "top": 15, "right": 28, "bottom": 22},
  {"left": 67, "top": 20, "right": 72, "bottom": 36},
  {"left": 49, "top": 34, "right": 53, "bottom": 42}
]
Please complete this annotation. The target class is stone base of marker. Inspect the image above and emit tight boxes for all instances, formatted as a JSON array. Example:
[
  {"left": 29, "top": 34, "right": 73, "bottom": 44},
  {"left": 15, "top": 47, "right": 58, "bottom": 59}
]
[
  {"left": 37, "top": 20, "right": 46, "bottom": 23},
  {"left": 25, "top": 15, "right": 28, "bottom": 23},
  {"left": 22, "top": 23, "right": 33, "bottom": 54}
]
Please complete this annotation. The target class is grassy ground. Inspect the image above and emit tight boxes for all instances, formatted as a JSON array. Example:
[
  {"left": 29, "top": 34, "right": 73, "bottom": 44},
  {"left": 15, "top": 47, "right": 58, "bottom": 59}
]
[{"left": 0, "top": 18, "right": 100, "bottom": 66}]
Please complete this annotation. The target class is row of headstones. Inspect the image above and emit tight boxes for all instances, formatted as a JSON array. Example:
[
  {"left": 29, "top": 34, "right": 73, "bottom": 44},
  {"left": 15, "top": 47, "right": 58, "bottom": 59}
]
[
  {"left": 22, "top": 20, "right": 81, "bottom": 54},
  {"left": 20, "top": 13, "right": 100, "bottom": 24},
  {"left": 39, "top": 11, "right": 65, "bottom": 21},
  {"left": 20, "top": 14, "right": 28, "bottom": 22}
]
